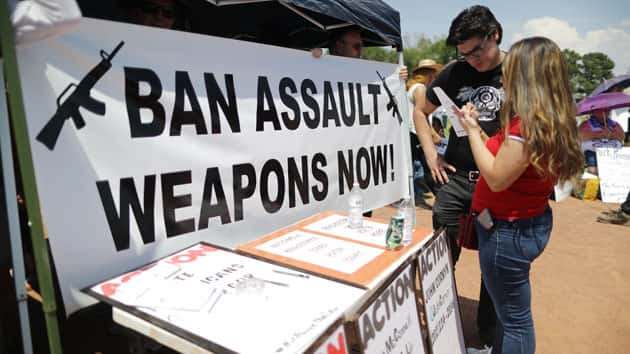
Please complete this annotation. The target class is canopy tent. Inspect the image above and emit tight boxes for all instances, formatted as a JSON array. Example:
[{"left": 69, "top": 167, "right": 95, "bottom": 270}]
[{"left": 79, "top": 0, "right": 402, "bottom": 50}]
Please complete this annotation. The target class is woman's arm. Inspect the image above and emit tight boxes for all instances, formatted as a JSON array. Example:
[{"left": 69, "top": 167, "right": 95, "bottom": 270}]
[{"left": 459, "top": 103, "right": 529, "bottom": 192}]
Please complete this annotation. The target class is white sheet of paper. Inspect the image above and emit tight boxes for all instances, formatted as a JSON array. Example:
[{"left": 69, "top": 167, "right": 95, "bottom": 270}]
[
  {"left": 91, "top": 244, "right": 365, "bottom": 354},
  {"left": 433, "top": 87, "right": 467, "bottom": 137},
  {"left": 304, "top": 214, "right": 389, "bottom": 247},
  {"left": 255, "top": 230, "right": 384, "bottom": 274}
]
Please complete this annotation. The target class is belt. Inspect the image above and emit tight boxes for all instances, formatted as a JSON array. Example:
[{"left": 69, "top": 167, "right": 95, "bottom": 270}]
[{"left": 450, "top": 169, "right": 480, "bottom": 182}]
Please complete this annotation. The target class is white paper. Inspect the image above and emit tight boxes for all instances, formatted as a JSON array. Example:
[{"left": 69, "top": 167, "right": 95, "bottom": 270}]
[
  {"left": 304, "top": 214, "right": 389, "bottom": 247},
  {"left": 596, "top": 147, "right": 630, "bottom": 203},
  {"left": 418, "top": 230, "right": 466, "bottom": 354},
  {"left": 255, "top": 230, "right": 384, "bottom": 274},
  {"left": 91, "top": 244, "right": 365, "bottom": 354},
  {"left": 433, "top": 87, "right": 467, "bottom": 137},
  {"left": 358, "top": 264, "right": 426, "bottom": 354}
]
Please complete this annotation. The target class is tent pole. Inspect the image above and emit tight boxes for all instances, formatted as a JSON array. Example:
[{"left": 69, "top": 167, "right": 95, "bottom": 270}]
[
  {"left": 0, "top": 62, "right": 34, "bottom": 354},
  {"left": 397, "top": 51, "right": 415, "bottom": 204},
  {"left": 0, "top": 1, "right": 63, "bottom": 353}
]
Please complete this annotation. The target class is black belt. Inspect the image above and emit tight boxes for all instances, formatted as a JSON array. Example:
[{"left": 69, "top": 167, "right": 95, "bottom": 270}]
[{"left": 450, "top": 169, "right": 480, "bottom": 182}]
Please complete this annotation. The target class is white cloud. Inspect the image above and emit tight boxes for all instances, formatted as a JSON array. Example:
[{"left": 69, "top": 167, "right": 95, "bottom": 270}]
[
  {"left": 620, "top": 20, "right": 630, "bottom": 27},
  {"left": 512, "top": 17, "right": 630, "bottom": 75}
]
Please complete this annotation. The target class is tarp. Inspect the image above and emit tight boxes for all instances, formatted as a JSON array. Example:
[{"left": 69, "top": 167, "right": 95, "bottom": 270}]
[{"left": 79, "top": 0, "right": 402, "bottom": 50}]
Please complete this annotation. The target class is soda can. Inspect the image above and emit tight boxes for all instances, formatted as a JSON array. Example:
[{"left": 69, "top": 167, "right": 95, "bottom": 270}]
[{"left": 385, "top": 215, "right": 404, "bottom": 250}]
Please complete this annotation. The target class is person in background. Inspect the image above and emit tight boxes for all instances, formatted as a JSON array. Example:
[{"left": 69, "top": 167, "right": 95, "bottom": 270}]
[
  {"left": 458, "top": 36, "right": 584, "bottom": 354},
  {"left": 119, "top": 0, "right": 181, "bottom": 30},
  {"left": 413, "top": 5, "right": 505, "bottom": 345},
  {"left": 407, "top": 59, "right": 444, "bottom": 207},
  {"left": 314, "top": 27, "right": 408, "bottom": 80},
  {"left": 313, "top": 27, "right": 408, "bottom": 217},
  {"left": 578, "top": 108, "right": 625, "bottom": 175}
]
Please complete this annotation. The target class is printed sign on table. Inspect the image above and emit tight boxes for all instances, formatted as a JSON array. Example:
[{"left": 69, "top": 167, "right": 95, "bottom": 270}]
[
  {"left": 254, "top": 230, "right": 384, "bottom": 274},
  {"left": 596, "top": 147, "right": 630, "bottom": 203},
  {"left": 238, "top": 211, "right": 432, "bottom": 287},
  {"left": 417, "top": 229, "right": 465, "bottom": 354},
  {"left": 304, "top": 213, "right": 390, "bottom": 247},
  {"left": 87, "top": 243, "right": 365, "bottom": 354},
  {"left": 351, "top": 262, "right": 426, "bottom": 354}
]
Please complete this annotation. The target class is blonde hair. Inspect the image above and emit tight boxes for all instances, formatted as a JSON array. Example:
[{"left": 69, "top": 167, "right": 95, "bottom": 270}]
[
  {"left": 501, "top": 37, "right": 584, "bottom": 184},
  {"left": 406, "top": 68, "right": 438, "bottom": 90}
]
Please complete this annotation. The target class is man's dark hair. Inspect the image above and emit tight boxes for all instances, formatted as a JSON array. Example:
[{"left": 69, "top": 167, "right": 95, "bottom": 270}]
[{"left": 446, "top": 5, "right": 502, "bottom": 46}]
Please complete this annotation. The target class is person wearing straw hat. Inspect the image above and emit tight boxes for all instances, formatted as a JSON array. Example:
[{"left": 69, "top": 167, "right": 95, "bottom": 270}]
[{"left": 407, "top": 58, "right": 445, "bottom": 206}]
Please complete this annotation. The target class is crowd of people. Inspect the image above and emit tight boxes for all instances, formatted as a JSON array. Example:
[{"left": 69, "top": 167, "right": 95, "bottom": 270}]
[{"left": 2, "top": 1, "right": 628, "bottom": 354}]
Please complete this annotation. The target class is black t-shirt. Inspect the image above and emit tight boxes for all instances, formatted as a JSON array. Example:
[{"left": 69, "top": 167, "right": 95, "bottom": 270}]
[{"left": 427, "top": 59, "right": 504, "bottom": 172}]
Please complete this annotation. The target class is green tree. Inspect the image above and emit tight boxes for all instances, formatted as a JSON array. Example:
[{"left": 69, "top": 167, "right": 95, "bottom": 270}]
[
  {"left": 562, "top": 49, "right": 581, "bottom": 94},
  {"left": 562, "top": 49, "right": 615, "bottom": 98},
  {"left": 579, "top": 52, "right": 614, "bottom": 95},
  {"left": 362, "top": 35, "right": 456, "bottom": 70}
]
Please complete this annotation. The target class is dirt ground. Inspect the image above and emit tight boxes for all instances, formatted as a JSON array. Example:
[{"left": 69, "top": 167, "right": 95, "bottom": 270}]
[{"left": 374, "top": 196, "right": 630, "bottom": 354}]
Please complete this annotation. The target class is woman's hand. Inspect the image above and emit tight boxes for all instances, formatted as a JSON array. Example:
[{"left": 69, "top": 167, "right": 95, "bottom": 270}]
[{"left": 456, "top": 102, "right": 481, "bottom": 134}]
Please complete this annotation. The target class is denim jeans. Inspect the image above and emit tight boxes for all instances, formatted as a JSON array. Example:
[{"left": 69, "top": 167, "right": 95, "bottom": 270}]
[
  {"left": 433, "top": 173, "right": 496, "bottom": 342},
  {"left": 476, "top": 207, "right": 552, "bottom": 354}
]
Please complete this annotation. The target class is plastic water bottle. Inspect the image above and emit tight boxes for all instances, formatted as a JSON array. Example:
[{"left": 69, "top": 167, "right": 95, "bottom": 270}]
[
  {"left": 398, "top": 198, "right": 415, "bottom": 245},
  {"left": 347, "top": 183, "right": 363, "bottom": 229}
]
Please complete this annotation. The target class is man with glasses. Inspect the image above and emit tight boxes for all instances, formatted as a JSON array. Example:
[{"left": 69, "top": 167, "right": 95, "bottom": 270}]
[{"left": 413, "top": 5, "right": 505, "bottom": 346}]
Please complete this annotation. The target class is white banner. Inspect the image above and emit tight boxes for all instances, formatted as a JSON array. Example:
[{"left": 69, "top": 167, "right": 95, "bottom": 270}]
[
  {"left": 596, "top": 147, "right": 630, "bottom": 203},
  {"left": 16, "top": 18, "right": 406, "bottom": 314}
]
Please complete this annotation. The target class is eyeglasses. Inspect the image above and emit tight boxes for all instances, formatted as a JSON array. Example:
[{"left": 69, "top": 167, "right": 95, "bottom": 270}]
[
  {"left": 457, "top": 33, "right": 491, "bottom": 61},
  {"left": 140, "top": 1, "right": 176, "bottom": 19}
]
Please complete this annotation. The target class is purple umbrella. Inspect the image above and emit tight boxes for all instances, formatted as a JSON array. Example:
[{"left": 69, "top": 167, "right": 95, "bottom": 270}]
[
  {"left": 589, "top": 74, "right": 630, "bottom": 97},
  {"left": 577, "top": 92, "right": 630, "bottom": 115}
]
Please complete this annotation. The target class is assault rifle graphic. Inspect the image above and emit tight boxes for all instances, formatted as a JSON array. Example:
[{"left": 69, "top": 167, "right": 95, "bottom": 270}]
[
  {"left": 36, "top": 41, "right": 125, "bottom": 150},
  {"left": 376, "top": 70, "right": 402, "bottom": 124}
]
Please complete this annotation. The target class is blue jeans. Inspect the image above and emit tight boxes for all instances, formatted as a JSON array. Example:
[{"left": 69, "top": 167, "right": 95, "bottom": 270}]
[{"left": 476, "top": 207, "right": 552, "bottom": 354}]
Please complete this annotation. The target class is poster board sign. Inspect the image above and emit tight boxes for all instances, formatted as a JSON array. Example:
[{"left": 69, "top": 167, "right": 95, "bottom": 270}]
[
  {"left": 348, "top": 262, "right": 427, "bottom": 354},
  {"left": 86, "top": 243, "right": 365, "bottom": 354},
  {"left": 238, "top": 211, "right": 432, "bottom": 287},
  {"left": 16, "top": 18, "right": 406, "bottom": 314},
  {"left": 417, "top": 229, "right": 465, "bottom": 354},
  {"left": 596, "top": 147, "right": 630, "bottom": 203}
]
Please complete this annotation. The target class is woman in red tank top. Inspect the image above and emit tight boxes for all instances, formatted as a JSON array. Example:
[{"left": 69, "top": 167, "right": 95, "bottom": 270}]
[{"left": 457, "top": 37, "right": 583, "bottom": 354}]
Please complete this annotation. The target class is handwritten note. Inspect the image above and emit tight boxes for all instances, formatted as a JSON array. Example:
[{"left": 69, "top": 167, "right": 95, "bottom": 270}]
[{"left": 596, "top": 147, "right": 630, "bottom": 203}]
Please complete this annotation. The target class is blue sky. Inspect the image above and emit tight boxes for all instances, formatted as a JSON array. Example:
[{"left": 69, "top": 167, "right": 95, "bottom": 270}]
[{"left": 386, "top": 0, "right": 630, "bottom": 75}]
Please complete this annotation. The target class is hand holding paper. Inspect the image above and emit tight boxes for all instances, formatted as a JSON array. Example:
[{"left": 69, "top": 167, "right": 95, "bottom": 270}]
[
  {"left": 433, "top": 87, "right": 468, "bottom": 137},
  {"left": 456, "top": 102, "right": 482, "bottom": 134}
]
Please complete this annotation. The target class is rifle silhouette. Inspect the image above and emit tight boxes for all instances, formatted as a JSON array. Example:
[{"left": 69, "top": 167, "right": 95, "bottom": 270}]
[
  {"left": 36, "top": 41, "right": 125, "bottom": 150},
  {"left": 376, "top": 70, "right": 402, "bottom": 124}
]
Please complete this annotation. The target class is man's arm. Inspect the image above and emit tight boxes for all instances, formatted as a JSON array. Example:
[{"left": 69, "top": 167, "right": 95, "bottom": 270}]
[{"left": 412, "top": 87, "right": 454, "bottom": 184}]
